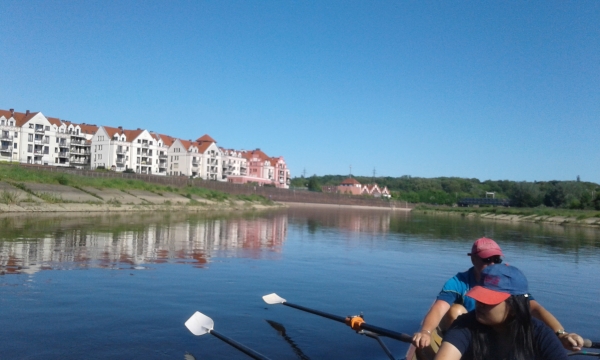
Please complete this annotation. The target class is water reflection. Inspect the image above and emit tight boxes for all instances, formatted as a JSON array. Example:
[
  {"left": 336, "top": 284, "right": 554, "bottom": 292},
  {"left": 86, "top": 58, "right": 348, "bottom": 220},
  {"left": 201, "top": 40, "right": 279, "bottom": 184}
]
[
  {"left": 286, "top": 206, "right": 600, "bottom": 258},
  {"left": 0, "top": 212, "right": 287, "bottom": 275}
]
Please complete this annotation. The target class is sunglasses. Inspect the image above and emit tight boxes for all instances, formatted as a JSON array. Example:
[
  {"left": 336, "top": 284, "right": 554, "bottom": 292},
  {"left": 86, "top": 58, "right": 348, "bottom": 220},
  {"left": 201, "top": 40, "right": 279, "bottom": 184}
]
[{"left": 481, "top": 256, "right": 503, "bottom": 264}]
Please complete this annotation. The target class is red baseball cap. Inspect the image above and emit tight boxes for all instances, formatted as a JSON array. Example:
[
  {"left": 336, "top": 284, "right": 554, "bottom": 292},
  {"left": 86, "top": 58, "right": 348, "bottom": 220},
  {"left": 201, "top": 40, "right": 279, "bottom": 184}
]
[{"left": 468, "top": 237, "right": 503, "bottom": 259}]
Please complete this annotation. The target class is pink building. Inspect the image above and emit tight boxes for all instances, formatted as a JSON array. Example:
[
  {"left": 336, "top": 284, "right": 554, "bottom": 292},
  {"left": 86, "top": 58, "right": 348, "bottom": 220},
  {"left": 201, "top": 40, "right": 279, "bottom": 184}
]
[{"left": 226, "top": 148, "right": 291, "bottom": 188}]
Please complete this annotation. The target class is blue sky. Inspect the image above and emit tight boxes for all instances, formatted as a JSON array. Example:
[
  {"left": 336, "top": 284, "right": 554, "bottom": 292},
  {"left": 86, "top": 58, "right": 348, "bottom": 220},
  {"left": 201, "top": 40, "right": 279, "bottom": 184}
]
[{"left": 2, "top": 1, "right": 599, "bottom": 182}]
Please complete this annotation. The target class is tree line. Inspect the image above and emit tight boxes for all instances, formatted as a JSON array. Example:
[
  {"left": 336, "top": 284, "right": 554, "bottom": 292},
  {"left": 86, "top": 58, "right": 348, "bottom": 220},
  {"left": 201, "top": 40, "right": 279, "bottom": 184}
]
[{"left": 291, "top": 175, "right": 600, "bottom": 210}]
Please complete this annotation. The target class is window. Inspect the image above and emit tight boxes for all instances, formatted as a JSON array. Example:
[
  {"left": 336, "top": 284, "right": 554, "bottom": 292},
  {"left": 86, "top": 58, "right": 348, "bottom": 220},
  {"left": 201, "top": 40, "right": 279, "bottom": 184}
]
[
  {"left": 98, "top": 145, "right": 102, "bottom": 150},
  {"left": 137, "top": 148, "right": 140, "bottom": 154},
  {"left": 9, "top": 121, "right": 13, "bottom": 126},
  {"left": 137, "top": 139, "right": 141, "bottom": 143},
  {"left": 45, "top": 126, "right": 50, "bottom": 131},
  {"left": 149, "top": 141, "right": 153, "bottom": 145},
  {"left": 55, "top": 158, "right": 58, "bottom": 164},
  {"left": 13, "top": 143, "right": 17, "bottom": 149},
  {"left": 29, "top": 124, "right": 34, "bottom": 129},
  {"left": 98, "top": 154, "right": 102, "bottom": 160},
  {"left": 55, "top": 147, "right": 58, "bottom": 153},
  {"left": 28, "top": 144, "right": 33, "bottom": 153},
  {"left": 43, "top": 146, "right": 49, "bottom": 154},
  {"left": 14, "top": 132, "right": 17, "bottom": 138},
  {"left": 0, "top": 120, "right": 4, "bottom": 125},
  {"left": 28, "top": 134, "right": 33, "bottom": 142},
  {"left": 56, "top": 138, "right": 59, "bottom": 143}
]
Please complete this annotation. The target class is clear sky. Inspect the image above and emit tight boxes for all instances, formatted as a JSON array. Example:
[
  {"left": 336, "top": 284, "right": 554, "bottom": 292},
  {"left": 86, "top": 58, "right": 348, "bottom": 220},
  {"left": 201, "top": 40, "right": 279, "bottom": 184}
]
[{"left": 2, "top": 1, "right": 599, "bottom": 183}]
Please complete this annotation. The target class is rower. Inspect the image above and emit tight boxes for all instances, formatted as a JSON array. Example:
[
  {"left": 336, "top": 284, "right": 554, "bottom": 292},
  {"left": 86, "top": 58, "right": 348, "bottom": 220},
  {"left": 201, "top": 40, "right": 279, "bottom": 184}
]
[{"left": 411, "top": 237, "right": 584, "bottom": 352}]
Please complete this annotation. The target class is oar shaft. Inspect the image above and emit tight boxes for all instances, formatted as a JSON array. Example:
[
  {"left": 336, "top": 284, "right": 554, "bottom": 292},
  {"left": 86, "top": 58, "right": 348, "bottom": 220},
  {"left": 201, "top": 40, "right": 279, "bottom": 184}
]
[
  {"left": 283, "top": 302, "right": 348, "bottom": 323},
  {"left": 361, "top": 323, "right": 413, "bottom": 343},
  {"left": 283, "top": 301, "right": 412, "bottom": 343},
  {"left": 210, "top": 330, "right": 272, "bottom": 360},
  {"left": 584, "top": 339, "right": 600, "bottom": 349}
]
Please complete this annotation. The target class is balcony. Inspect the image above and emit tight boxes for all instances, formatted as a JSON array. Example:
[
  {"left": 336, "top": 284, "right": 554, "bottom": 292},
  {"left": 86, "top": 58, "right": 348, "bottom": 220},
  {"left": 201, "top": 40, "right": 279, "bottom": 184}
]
[
  {"left": 141, "top": 143, "right": 149, "bottom": 148},
  {"left": 58, "top": 152, "right": 69, "bottom": 158},
  {"left": 56, "top": 133, "right": 69, "bottom": 139},
  {"left": 34, "top": 150, "right": 44, "bottom": 155},
  {"left": 1, "top": 133, "right": 13, "bottom": 141},
  {"left": 116, "top": 159, "right": 125, "bottom": 166},
  {"left": 159, "top": 164, "right": 167, "bottom": 170},
  {"left": 70, "top": 139, "right": 87, "bottom": 145},
  {"left": 0, "top": 145, "right": 11, "bottom": 153},
  {"left": 35, "top": 128, "right": 45, "bottom": 133},
  {"left": 116, "top": 148, "right": 127, "bottom": 154},
  {"left": 70, "top": 158, "right": 88, "bottom": 165},
  {"left": 70, "top": 148, "right": 90, "bottom": 154},
  {"left": 158, "top": 154, "right": 167, "bottom": 159}
]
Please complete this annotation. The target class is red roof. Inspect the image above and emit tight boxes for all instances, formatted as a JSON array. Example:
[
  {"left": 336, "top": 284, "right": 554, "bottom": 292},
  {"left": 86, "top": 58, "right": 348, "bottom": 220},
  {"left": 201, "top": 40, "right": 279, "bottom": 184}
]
[
  {"left": 341, "top": 177, "right": 361, "bottom": 185},
  {"left": 196, "top": 134, "right": 216, "bottom": 143}
]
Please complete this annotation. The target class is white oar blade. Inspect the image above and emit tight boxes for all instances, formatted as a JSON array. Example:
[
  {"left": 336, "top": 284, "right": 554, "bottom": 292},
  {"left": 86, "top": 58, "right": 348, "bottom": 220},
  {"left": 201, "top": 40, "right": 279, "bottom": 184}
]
[
  {"left": 185, "top": 311, "right": 214, "bottom": 336},
  {"left": 263, "top": 293, "right": 286, "bottom": 305}
]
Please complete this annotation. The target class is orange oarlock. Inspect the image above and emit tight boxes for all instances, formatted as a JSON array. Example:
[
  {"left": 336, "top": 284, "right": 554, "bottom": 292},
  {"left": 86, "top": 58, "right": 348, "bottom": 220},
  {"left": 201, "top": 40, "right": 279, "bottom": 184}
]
[{"left": 344, "top": 315, "right": 365, "bottom": 331}]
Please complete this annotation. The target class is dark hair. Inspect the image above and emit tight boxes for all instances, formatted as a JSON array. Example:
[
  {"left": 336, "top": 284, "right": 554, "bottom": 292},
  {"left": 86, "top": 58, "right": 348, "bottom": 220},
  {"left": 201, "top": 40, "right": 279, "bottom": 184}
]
[{"left": 470, "top": 295, "right": 535, "bottom": 360}]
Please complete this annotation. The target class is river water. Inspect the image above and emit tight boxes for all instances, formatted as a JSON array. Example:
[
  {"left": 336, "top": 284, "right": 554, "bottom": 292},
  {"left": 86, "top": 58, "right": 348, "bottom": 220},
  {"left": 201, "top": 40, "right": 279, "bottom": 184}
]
[{"left": 0, "top": 207, "right": 599, "bottom": 359}]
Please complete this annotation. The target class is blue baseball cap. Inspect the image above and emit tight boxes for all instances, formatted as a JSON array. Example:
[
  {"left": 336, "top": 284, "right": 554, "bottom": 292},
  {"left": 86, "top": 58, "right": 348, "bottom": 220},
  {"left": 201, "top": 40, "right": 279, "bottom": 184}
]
[{"left": 466, "top": 265, "right": 529, "bottom": 305}]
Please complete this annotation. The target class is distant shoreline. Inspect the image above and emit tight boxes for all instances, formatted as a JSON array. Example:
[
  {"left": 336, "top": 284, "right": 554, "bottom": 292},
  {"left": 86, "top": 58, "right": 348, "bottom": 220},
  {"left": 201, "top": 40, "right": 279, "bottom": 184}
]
[
  {"left": 413, "top": 209, "right": 600, "bottom": 228},
  {"left": 283, "top": 201, "right": 412, "bottom": 211}
]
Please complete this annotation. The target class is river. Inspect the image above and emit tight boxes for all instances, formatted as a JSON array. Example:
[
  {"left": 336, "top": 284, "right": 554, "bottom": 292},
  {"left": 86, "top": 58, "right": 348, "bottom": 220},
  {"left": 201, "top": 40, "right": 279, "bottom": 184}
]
[{"left": 0, "top": 207, "right": 599, "bottom": 359}]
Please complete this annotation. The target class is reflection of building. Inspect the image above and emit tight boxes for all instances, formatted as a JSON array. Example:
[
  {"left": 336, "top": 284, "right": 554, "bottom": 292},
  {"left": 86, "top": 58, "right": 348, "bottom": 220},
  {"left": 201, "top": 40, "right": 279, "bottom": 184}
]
[{"left": 0, "top": 216, "right": 287, "bottom": 275}]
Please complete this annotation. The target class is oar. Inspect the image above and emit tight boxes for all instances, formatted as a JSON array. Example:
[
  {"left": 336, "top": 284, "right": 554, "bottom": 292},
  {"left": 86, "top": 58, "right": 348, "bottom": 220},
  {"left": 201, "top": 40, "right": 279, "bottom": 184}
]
[
  {"left": 584, "top": 339, "right": 600, "bottom": 349},
  {"left": 262, "top": 293, "right": 412, "bottom": 343},
  {"left": 185, "top": 311, "right": 272, "bottom": 360}
]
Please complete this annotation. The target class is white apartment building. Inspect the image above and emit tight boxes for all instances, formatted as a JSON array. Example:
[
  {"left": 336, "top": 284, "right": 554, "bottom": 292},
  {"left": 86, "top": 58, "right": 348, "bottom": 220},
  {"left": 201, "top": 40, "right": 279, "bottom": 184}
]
[
  {"left": 2, "top": 108, "right": 291, "bottom": 185},
  {"left": 168, "top": 139, "right": 198, "bottom": 177},
  {"left": 195, "top": 135, "right": 223, "bottom": 181},
  {"left": 0, "top": 109, "right": 20, "bottom": 163},
  {"left": 91, "top": 126, "right": 168, "bottom": 175},
  {"left": 65, "top": 122, "right": 97, "bottom": 169}
]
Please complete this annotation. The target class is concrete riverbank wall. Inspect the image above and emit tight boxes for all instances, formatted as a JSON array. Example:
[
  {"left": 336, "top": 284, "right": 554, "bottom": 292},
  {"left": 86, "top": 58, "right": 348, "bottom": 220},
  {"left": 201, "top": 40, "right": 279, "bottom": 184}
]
[{"left": 15, "top": 164, "right": 414, "bottom": 210}]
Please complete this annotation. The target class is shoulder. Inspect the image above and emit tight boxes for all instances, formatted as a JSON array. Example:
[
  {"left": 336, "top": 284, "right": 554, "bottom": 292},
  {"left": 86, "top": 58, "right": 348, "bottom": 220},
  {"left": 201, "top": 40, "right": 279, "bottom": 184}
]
[{"left": 443, "top": 268, "right": 472, "bottom": 288}]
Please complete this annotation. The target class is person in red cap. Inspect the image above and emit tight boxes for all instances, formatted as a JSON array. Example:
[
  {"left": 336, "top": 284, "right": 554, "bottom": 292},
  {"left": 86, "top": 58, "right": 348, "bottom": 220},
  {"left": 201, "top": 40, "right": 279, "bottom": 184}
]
[
  {"left": 435, "top": 265, "right": 568, "bottom": 360},
  {"left": 412, "top": 237, "right": 583, "bottom": 354}
]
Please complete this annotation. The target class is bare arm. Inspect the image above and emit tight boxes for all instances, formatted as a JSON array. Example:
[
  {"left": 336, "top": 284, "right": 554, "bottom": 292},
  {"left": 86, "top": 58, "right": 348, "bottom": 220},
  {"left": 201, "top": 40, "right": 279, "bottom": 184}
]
[
  {"left": 412, "top": 300, "right": 451, "bottom": 348},
  {"left": 435, "top": 342, "right": 462, "bottom": 360},
  {"left": 530, "top": 300, "right": 583, "bottom": 351}
]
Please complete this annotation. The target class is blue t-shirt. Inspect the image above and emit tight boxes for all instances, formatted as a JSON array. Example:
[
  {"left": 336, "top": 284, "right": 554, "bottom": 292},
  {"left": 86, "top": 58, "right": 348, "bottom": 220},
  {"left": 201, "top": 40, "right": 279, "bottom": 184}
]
[
  {"left": 436, "top": 267, "right": 534, "bottom": 311},
  {"left": 443, "top": 312, "right": 568, "bottom": 360},
  {"left": 436, "top": 267, "right": 478, "bottom": 311}
]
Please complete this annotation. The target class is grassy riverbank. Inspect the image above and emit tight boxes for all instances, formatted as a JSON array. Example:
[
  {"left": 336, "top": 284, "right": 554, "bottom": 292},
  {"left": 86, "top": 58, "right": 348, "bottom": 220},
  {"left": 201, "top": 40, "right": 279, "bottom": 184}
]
[
  {"left": 0, "top": 163, "right": 274, "bottom": 207},
  {"left": 414, "top": 204, "right": 600, "bottom": 226}
]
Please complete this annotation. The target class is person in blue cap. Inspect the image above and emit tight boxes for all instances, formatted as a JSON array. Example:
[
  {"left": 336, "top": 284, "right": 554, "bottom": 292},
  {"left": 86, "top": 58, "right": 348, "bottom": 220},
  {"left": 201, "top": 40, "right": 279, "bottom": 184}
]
[
  {"left": 435, "top": 265, "right": 569, "bottom": 360},
  {"left": 412, "top": 238, "right": 583, "bottom": 353}
]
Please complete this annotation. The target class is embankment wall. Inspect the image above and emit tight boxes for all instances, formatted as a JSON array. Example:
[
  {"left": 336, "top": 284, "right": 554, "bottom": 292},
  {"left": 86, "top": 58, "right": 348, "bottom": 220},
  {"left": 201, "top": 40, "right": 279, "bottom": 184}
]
[{"left": 17, "top": 164, "right": 414, "bottom": 210}]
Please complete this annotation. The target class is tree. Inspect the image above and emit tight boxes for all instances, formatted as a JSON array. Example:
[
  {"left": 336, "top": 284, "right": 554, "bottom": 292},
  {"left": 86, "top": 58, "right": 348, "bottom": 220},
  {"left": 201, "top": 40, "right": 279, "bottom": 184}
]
[{"left": 307, "top": 175, "right": 322, "bottom": 192}]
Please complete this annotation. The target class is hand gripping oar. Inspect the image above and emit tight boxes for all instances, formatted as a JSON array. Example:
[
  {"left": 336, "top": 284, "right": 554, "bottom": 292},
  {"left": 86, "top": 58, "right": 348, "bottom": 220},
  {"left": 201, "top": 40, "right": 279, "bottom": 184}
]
[
  {"left": 185, "top": 311, "right": 272, "bottom": 360},
  {"left": 262, "top": 293, "right": 412, "bottom": 343}
]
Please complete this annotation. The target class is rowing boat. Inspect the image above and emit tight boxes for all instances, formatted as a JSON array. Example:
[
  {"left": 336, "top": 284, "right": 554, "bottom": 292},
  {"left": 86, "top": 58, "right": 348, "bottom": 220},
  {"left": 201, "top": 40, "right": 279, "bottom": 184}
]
[{"left": 405, "top": 328, "right": 443, "bottom": 360}]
